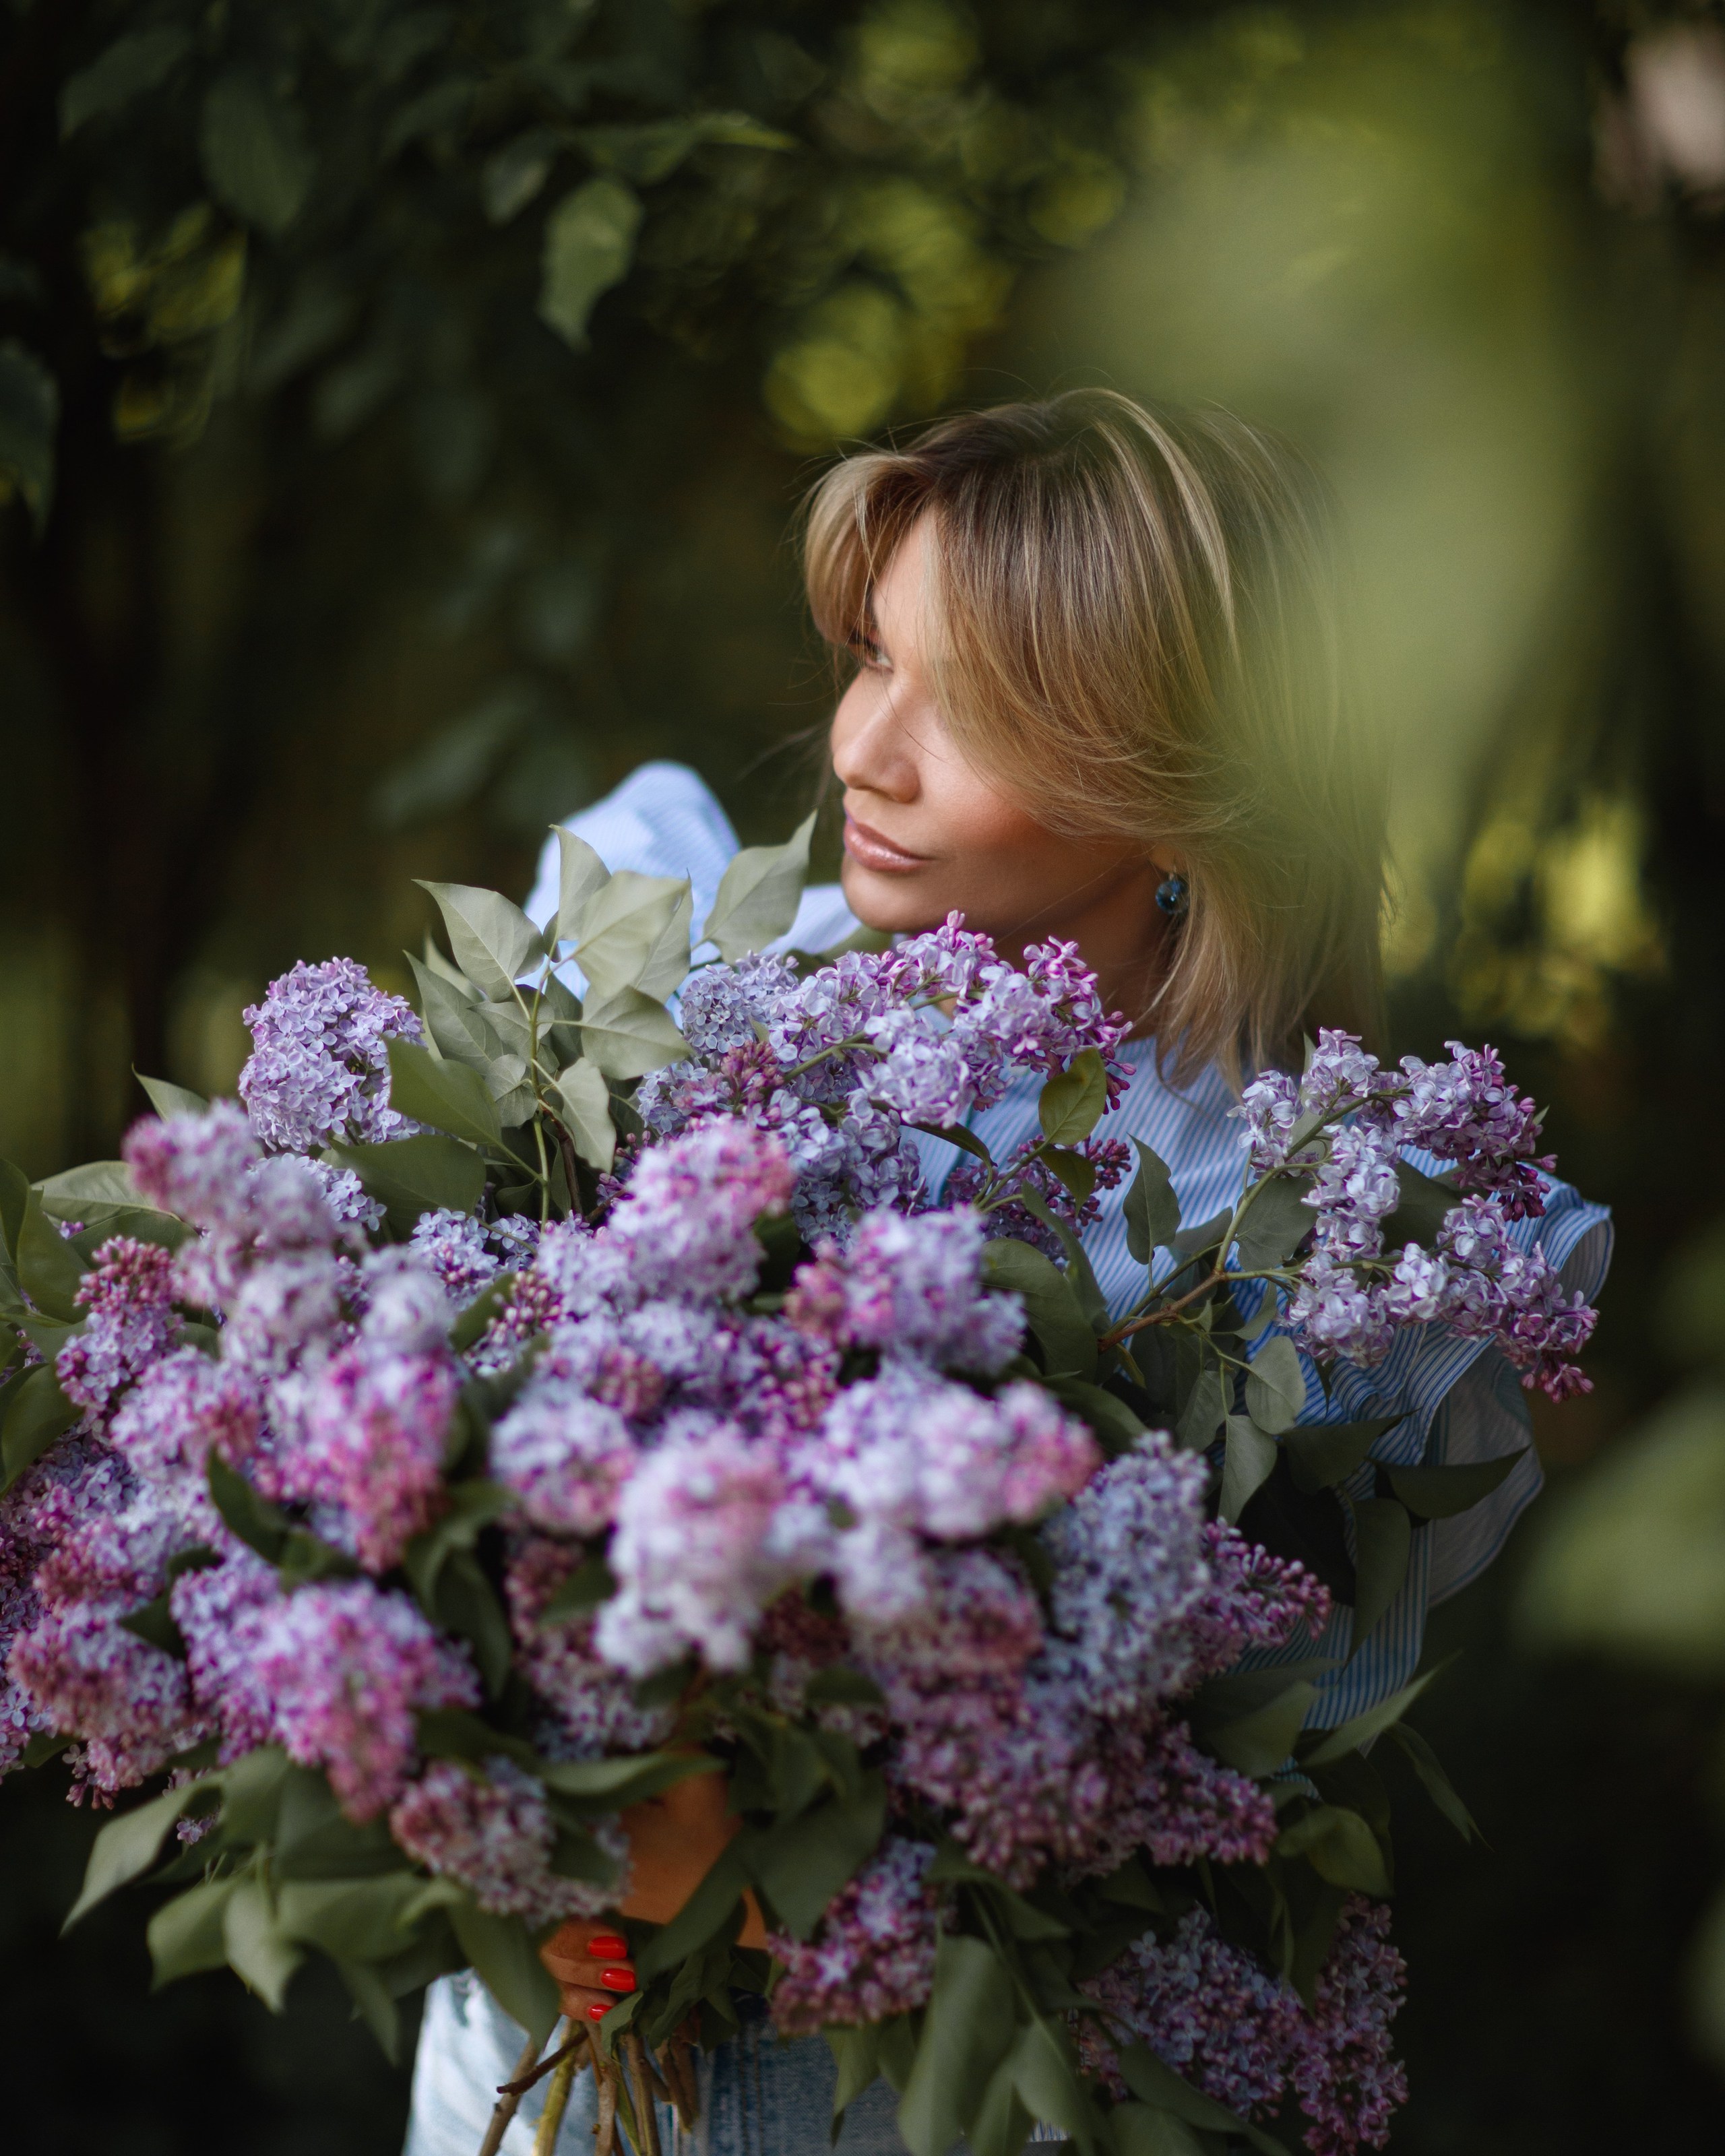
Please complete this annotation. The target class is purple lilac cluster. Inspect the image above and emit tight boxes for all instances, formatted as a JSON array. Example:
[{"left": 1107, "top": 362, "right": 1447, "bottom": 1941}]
[
  {"left": 770, "top": 1837, "right": 945, "bottom": 2033},
  {"left": 638, "top": 920, "right": 1129, "bottom": 1240},
  {"left": 1078, "top": 1899, "right": 1408, "bottom": 2156},
  {"left": 389, "top": 1756, "right": 627, "bottom": 1923},
  {"left": 1237, "top": 1031, "right": 1596, "bottom": 1397},
  {"left": 239, "top": 957, "right": 422, "bottom": 1152}
]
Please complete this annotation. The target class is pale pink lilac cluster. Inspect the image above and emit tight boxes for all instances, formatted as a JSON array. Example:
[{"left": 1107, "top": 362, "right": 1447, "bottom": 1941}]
[
  {"left": 389, "top": 1755, "right": 626, "bottom": 1923},
  {"left": 639, "top": 918, "right": 1129, "bottom": 1240},
  {"left": 1079, "top": 1899, "right": 1408, "bottom": 2156},
  {"left": 1237, "top": 1031, "right": 1596, "bottom": 1397},
  {"left": 239, "top": 956, "right": 423, "bottom": 1152},
  {"left": 770, "top": 1838, "right": 944, "bottom": 2033}
]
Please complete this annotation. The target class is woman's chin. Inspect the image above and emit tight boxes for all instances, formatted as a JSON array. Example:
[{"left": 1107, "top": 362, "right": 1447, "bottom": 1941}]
[{"left": 840, "top": 857, "right": 951, "bottom": 934}]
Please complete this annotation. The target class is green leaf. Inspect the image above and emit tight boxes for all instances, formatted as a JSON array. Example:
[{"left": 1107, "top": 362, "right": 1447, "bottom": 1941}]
[
  {"left": 1174, "top": 1362, "right": 1225, "bottom": 1452},
  {"left": 803, "top": 1666, "right": 887, "bottom": 1709},
  {"left": 0, "top": 341, "right": 58, "bottom": 536},
  {"left": 224, "top": 1879, "right": 304, "bottom": 2010},
  {"left": 1202, "top": 1679, "right": 1316, "bottom": 1777},
  {"left": 219, "top": 1745, "right": 294, "bottom": 1845},
  {"left": 415, "top": 882, "right": 544, "bottom": 1001},
  {"left": 749, "top": 1772, "right": 885, "bottom": 1939},
  {"left": 207, "top": 1453, "right": 290, "bottom": 1563},
  {"left": 1037, "top": 1050, "right": 1108, "bottom": 1145},
  {"left": 1220, "top": 1416, "right": 1280, "bottom": 1525},
  {"left": 18, "top": 1190, "right": 87, "bottom": 1321},
  {"left": 120, "top": 1591, "right": 187, "bottom": 1659},
  {"left": 541, "top": 1751, "right": 723, "bottom": 1810},
  {"left": 328, "top": 1135, "right": 486, "bottom": 1229},
  {"left": 1123, "top": 1140, "right": 1181, "bottom": 1266},
  {"left": 576, "top": 113, "right": 794, "bottom": 184},
  {"left": 276, "top": 1873, "right": 428, "bottom": 1961},
  {"left": 201, "top": 69, "right": 316, "bottom": 236},
  {"left": 553, "top": 827, "right": 612, "bottom": 945},
  {"left": 60, "top": 26, "right": 192, "bottom": 135},
  {"left": 701, "top": 813, "right": 816, "bottom": 961},
  {"left": 40, "top": 1160, "right": 142, "bottom": 1209},
  {"left": 1039, "top": 1375, "right": 1146, "bottom": 1459},
  {"left": 433, "top": 1550, "right": 512, "bottom": 1697},
  {"left": 403, "top": 1480, "right": 511, "bottom": 1606},
  {"left": 980, "top": 1237, "right": 1096, "bottom": 1381},
  {"left": 1350, "top": 1497, "right": 1413, "bottom": 1647},
  {"left": 1232, "top": 1174, "right": 1315, "bottom": 1271},
  {"left": 896, "top": 1932, "right": 1017, "bottom": 2156},
  {"left": 482, "top": 127, "right": 562, "bottom": 226},
  {"left": 1005, "top": 2017, "right": 1096, "bottom": 2147},
  {"left": 552, "top": 1057, "right": 617, "bottom": 1168},
  {"left": 1042, "top": 1148, "right": 1097, "bottom": 1207},
  {"left": 1109, "top": 2101, "right": 1208, "bottom": 2156},
  {"left": 1383, "top": 1450, "right": 1526, "bottom": 1520},
  {"left": 337, "top": 1957, "right": 402, "bottom": 2059},
  {"left": 1243, "top": 1335, "right": 1307, "bottom": 1434},
  {"left": 385, "top": 1038, "right": 501, "bottom": 1147},
  {"left": 539, "top": 177, "right": 644, "bottom": 348},
  {"left": 634, "top": 1843, "right": 751, "bottom": 1977},
  {"left": 449, "top": 1898, "right": 561, "bottom": 2047},
  {"left": 65, "top": 1775, "right": 219, "bottom": 1930},
  {"left": 148, "top": 1876, "right": 239, "bottom": 1986},
  {"left": 0, "top": 1155, "right": 28, "bottom": 1265},
  {"left": 537, "top": 1547, "right": 617, "bottom": 1622},
  {"left": 2, "top": 1362, "right": 80, "bottom": 1492},
  {"left": 135, "top": 1073, "right": 208, "bottom": 1120},
  {"left": 406, "top": 955, "right": 495, "bottom": 1069},
  {"left": 1384, "top": 1723, "right": 1482, "bottom": 1844},
  {"left": 1302, "top": 1666, "right": 1444, "bottom": 1768},
  {"left": 1274, "top": 1804, "right": 1391, "bottom": 1896},
  {"left": 827, "top": 2022, "right": 885, "bottom": 2124},
  {"left": 1283, "top": 1416, "right": 1404, "bottom": 1494},
  {"left": 574, "top": 872, "right": 692, "bottom": 1003},
  {"left": 579, "top": 989, "right": 689, "bottom": 1081},
  {"left": 1117, "top": 2047, "right": 1289, "bottom": 2156}
]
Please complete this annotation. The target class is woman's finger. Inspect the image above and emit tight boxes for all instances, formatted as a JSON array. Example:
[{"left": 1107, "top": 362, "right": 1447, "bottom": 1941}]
[
  {"left": 558, "top": 1982, "right": 630, "bottom": 2025},
  {"left": 542, "top": 1926, "right": 634, "bottom": 1991}
]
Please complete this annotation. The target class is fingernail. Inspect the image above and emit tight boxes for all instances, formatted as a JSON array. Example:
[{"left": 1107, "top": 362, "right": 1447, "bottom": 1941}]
[
  {"left": 600, "top": 1967, "right": 636, "bottom": 1993},
  {"left": 588, "top": 1934, "right": 627, "bottom": 1959},
  {"left": 588, "top": 2002, "right": 609, "bottom": 2021}
]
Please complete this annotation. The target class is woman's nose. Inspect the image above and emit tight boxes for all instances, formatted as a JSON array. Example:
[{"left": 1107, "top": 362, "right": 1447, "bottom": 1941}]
[{"left": 831, "top": 679, "right": 920, "bottom": 803}]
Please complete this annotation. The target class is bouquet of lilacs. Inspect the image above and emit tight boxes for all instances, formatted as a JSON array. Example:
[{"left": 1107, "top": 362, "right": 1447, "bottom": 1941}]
[{"left": 0, "top": 817, "right": 1596, "bottom": 2156}]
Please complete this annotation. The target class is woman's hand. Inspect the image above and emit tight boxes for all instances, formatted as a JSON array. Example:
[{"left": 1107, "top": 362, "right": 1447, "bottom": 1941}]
[{"left": 540, "top": 1770, "right": 767, "bottom": 2021}]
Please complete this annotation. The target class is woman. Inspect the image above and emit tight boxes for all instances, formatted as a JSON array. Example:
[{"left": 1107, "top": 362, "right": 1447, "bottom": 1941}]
[{"left": 404, "top": 391, "right": 1610, "bottom": 2154}]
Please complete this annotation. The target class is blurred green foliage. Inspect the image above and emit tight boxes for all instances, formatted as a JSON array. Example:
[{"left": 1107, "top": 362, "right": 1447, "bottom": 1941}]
[{"left": 5, "top": 0, "right": 1725, "bottom": 2150}]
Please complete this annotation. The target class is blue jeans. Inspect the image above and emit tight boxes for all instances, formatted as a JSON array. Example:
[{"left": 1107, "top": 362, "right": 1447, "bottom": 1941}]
[{"left": 404, "top": 1975, "right": 920, "bottom": 2156}]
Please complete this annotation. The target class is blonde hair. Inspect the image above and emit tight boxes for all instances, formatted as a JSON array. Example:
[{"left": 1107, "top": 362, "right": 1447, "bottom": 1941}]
[{"left": 803, "top": 389, "right": 1387, "bottom": 1085}]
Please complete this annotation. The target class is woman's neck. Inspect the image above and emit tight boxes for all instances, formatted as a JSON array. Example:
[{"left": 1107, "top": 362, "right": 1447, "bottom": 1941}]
[{"left": 996, "top": 856, "right": 1174, "bottom": 1040}]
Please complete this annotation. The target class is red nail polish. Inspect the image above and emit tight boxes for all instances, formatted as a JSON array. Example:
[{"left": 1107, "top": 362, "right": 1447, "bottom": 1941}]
[
  {"left": 588, "top": 1934, "right": 627, "bottom": 1960},
  {"left": 600, "top": 1967, "right": 636, "bottom": 1993},
  {"left": 588, "top": 2002, "right": 608, "bottom": 2021}
]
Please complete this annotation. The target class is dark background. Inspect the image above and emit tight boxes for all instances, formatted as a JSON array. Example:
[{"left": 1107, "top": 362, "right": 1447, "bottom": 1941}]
[{"left": 4, "top": 2, "right": 1724, "bottom": 2147}]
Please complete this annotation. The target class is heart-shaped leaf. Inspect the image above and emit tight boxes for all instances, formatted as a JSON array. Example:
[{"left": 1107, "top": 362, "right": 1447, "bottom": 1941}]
[
  {"left": 1123, "top": 1139, "right": 1180, "bottom": 1265},
  {"left": 385, "top": 1039, "right": 502, "bottom": 1147},
  {"left": 700, "top": 812, "right": 815, "bottom": 961},
  {"left": 578, "top": 988, "right": 689, "bottom": 1080},
  {"left": 1037, "top": 1049, "right": 1108, "bottom": 1145},
  {"left": 553, "top": 827, "right": 611, "bottom": 947},
  {"left": 415, "top": 881, "right": 544, "bottom": 1001},
  {"left": 1221, "top": 1415, "right": 1281, "bottom": 1523},
  {"left": 1244, "top": 1334, "right": 1307, "bottom": 1434},
  {"left": 553, "top": 1056, "right": 617, "bottom": 1168},
  {"left": 574, "top": 871, "right": 691, "bottom": 1003}
]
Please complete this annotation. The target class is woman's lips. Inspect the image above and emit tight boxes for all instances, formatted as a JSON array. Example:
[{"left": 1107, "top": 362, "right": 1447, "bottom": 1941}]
[{"left": 843, "top": 815, "right": 929, "bottom": 873}]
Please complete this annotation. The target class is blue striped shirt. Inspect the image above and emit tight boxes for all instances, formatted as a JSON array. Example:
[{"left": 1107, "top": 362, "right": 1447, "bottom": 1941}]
[{"left": 526, "top": 761, "right": 1613, "bottom": 1729}]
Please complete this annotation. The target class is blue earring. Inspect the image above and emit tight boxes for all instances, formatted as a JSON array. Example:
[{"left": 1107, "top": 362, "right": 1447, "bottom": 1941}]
[{"left": 1155, "top": 872, "right": 1189, "bottom": 919}]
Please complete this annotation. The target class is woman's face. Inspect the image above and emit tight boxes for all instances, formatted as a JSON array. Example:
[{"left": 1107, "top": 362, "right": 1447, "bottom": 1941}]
[{"left": 829, "top": 515, "right": 1170, "bottom": 960}]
